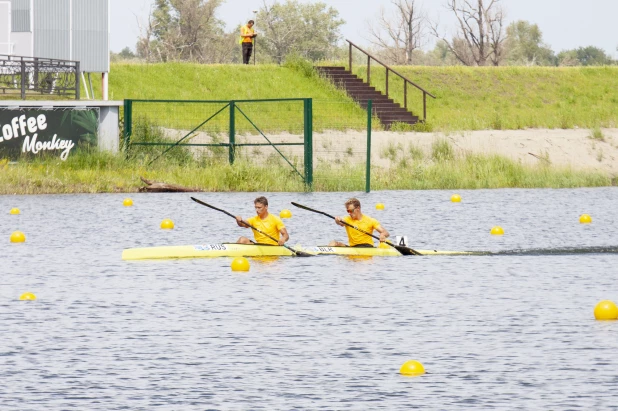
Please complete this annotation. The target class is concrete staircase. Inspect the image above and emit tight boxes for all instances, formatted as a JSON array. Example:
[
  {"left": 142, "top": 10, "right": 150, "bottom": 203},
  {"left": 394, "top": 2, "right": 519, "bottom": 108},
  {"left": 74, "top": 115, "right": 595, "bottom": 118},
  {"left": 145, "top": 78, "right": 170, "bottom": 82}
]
[{"left": 315, "top": 66, "right": 419, "bottom": 128}]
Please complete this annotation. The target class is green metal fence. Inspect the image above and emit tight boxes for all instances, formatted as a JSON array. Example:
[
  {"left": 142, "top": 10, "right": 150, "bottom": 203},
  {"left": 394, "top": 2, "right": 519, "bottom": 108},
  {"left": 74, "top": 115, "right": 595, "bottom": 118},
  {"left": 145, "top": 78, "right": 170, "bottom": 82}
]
[
  {"left": 123, "top": 98, "right": 313, "bottom": 187},
  {"left": 122, "top": 98, "right": 391, "bottom": 192}
]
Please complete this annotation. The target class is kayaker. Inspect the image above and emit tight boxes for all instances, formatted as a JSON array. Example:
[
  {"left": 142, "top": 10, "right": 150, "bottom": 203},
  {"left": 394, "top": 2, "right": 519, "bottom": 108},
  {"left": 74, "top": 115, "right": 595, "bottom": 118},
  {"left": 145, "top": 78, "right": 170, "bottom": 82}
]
[
  {"left": 236, "top": 196, "right": 289, "bottom": 246},
  {"left": 329, "top": 198, "right": 389, "bottom": 247}
]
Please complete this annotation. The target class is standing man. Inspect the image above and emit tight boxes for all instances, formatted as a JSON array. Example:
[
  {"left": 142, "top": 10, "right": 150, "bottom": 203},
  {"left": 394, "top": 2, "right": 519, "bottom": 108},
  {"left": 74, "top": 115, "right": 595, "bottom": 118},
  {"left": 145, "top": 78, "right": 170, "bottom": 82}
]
[
  {"left": 240, "top": 20, "right": 257, "bottom": 65},
  {"left": 236, "top": 196, "right": 289, "bottom": 245},
  {"left": 328, "top": 198, "right": 390, "bottom": 247}
]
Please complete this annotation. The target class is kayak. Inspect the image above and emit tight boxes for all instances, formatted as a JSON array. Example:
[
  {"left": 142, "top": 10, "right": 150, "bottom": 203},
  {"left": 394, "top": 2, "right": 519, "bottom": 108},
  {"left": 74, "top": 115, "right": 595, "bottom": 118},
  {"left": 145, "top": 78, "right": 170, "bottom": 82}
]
[
  {"left": 303, "top": 245, "right": 476, "bottom": 256},
  {"left": 122, "top": 243, "right": 475, "bottom": 260},
  {"left": 122, "top": 243, "right": 296, "bottom": 260}
]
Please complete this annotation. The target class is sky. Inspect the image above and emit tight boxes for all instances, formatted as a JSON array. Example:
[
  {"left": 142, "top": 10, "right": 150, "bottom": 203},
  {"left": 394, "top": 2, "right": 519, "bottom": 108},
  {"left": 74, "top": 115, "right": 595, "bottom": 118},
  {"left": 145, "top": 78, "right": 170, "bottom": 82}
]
[{"left": 111, "top": 0, "right": 618, "bottom": 58}]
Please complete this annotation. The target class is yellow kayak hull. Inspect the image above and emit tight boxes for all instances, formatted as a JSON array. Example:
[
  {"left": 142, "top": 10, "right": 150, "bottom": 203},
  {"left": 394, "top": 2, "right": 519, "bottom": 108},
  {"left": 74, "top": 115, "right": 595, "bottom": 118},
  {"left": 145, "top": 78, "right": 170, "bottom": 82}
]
[
  {"left": 301, "top": 246, "right": 476, "bottom": 256},
  {"left": 122, "top": 243, "right": 475, "bottom": 260},
  {"left": 122, "top": 243, "right": 295, "bottom": 260}
]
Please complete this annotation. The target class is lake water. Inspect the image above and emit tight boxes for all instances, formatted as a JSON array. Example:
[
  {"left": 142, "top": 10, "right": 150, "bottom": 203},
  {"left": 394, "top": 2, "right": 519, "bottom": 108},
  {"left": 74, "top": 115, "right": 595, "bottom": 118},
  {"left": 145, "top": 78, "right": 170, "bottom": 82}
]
[{"left": 1, "top": 188, "right": 617, "bottom": 410}]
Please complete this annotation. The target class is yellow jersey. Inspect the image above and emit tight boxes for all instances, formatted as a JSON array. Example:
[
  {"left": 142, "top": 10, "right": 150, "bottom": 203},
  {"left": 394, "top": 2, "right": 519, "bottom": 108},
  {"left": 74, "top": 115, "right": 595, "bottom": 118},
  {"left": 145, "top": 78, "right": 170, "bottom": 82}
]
[
  {"left": 240, "top": 25, "right": 254, "bottom": 44},
  {"left": 343, "top": 214, "right": 381, "bottom": 246},
  {"left": 246, "top": 213, "right": 285, "bottom": 245}
]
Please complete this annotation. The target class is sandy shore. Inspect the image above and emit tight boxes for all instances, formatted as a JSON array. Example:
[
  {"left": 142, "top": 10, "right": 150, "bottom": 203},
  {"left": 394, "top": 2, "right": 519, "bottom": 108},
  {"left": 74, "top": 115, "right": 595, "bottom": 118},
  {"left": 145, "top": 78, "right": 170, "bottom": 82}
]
[{"left": 171, "top": 128, "right": 618, "bottom": 176}]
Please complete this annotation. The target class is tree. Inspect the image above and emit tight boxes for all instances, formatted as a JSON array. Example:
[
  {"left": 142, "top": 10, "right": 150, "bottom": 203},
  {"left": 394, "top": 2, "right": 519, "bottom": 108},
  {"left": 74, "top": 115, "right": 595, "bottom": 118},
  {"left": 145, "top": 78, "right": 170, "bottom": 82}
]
[
  {"left": 504, "top": 20, "right": 555, "bottom": 66},
  {"left": 136, "top": 0, "right": 234, "bottom": 63},
  {"left": 431, "top": 0, "right": 507, "bottom": 66},
  {"left": 366, "top": 0, "right": 426, "bottom": 65},
  {"left": 257, "top": 0, "right": 345, "bottom": 64},
  {"left": 557, "top": 46, "right": 614, "bottom": 66}
]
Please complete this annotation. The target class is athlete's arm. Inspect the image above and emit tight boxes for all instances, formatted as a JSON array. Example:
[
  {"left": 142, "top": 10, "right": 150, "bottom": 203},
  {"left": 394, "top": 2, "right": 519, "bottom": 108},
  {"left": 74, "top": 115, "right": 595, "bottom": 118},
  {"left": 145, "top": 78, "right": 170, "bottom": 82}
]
[
  {"left": 334, "top": 216, "right": 345, "bottom": 227},
  {"left": 236, "top": 216, "right": 249, "bottom": 228},
  {"left": 278, "top": 227, "right": 290, "bottom": 245},
  {"left": 376, "top": 225, "right": 389, "bottom": 242}
]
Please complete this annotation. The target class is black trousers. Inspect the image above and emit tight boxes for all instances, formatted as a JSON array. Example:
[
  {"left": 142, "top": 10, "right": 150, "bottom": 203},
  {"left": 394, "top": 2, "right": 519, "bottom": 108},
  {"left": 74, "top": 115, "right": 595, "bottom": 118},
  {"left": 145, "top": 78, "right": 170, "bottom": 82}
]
[{"left": 242, "top": 43, "right": 253, "bottom": 64}]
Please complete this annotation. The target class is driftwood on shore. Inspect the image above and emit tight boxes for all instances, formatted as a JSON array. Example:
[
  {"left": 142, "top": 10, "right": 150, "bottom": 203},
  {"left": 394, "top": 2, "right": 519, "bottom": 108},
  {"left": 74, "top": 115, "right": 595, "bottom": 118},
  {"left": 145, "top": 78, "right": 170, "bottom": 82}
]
[{"left": 139, "top": 176, "right": 203, "bottom": 193}]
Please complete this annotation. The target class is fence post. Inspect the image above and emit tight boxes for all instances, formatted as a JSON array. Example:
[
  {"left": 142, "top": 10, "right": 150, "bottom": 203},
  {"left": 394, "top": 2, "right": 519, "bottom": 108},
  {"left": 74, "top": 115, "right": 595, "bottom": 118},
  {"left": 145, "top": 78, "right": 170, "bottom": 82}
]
[
  {"left": 229, "top": 101, "right": 236, "bottom": 164},
  {"left": 366, "top": 100, "right": 372, "bottom": 193},
  {"left": 385, "top": 69, "right": 389, "bottom": 99},
  {"left": 20, "top": 59, "right": 26, "bottom": 99},
  {"left": 304, "top": 98, "right": 313, "bottom": 190},
  {"left": 123, "top": 99, "right": 132, "bottom": 150},
  {"left": 75, "top": 61, "right": 80, "bottom": 100},
  {"left": 348, "top": 42, "right": 352, "bottom": 72}
]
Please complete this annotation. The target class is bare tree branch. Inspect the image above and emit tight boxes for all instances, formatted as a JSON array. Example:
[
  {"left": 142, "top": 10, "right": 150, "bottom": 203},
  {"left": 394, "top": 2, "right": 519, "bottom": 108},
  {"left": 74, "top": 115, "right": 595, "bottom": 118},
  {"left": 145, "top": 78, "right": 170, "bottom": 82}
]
[
  {"left": 430, "top": 0, "right": 506, "bottom": 66},
  {"left": 365, "top": 0, "right": 426, "bottom": 65}
]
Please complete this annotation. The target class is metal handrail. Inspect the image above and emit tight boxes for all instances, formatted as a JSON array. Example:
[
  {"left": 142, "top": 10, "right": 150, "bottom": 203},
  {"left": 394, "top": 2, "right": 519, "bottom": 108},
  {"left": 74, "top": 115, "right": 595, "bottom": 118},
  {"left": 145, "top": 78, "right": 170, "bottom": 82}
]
[{"left": 347, "top": 39, "right": 435, "bottom": 121}]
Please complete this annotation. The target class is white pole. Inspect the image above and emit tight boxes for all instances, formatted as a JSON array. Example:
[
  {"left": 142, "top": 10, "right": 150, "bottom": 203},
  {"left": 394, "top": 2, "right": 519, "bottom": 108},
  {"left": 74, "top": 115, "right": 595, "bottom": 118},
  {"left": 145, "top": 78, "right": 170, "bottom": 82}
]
[
  {"left": 102, "top": 72, "right": 108, "bottom": 100},
  {"left": 81, "top": 72, "right": 90, "bottom": 99},
  {"left": 252, "top": 10, "right": 257, "bottom": 65}
]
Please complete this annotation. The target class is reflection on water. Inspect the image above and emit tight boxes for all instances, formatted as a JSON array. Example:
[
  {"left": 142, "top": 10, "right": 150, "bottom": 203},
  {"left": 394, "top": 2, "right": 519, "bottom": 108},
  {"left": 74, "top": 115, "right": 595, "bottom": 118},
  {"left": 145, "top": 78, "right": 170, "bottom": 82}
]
[{"left": 1, "top": 188, "right": 617, "bottom": 409}]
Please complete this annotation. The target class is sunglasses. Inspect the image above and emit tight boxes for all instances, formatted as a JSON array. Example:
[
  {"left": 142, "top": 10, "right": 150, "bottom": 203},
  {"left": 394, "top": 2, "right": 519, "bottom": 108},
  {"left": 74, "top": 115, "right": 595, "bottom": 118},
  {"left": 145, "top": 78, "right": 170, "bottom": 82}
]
[{"left": 346, "top": 207, "right": 356, "bottom": 213}]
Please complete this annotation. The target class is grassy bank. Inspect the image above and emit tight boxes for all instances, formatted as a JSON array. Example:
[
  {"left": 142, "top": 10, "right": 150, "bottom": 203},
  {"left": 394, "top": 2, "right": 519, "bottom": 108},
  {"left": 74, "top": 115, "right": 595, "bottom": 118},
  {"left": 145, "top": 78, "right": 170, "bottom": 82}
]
[
  {"left": 97, "top": 63, "right": 618, "bottom": 132},
  {"left": 0, "top": 146, "right": 610, "bottom": 195},
  {"left": 354, "top": 65, "right": 618, "bottom": 131}
]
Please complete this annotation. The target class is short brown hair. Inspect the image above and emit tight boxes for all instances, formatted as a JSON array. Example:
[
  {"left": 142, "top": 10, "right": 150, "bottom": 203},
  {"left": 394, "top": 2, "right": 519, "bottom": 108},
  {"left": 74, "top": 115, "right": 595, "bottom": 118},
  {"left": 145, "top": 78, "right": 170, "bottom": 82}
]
[
  {"left": 254, "top": 196, "right": 268, "bottom": 206},
  {"left": 248, "top": 20, "right": 255, "bottom": 24},
  {"left": 345, "top": 198, "right": 360, "bottom": 209}
]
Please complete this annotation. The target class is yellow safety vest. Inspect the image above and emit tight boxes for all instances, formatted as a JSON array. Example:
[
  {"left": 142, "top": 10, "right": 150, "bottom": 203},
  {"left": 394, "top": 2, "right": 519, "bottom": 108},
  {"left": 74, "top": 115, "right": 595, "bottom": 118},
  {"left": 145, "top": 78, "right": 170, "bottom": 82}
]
[{"left": 239, "top": 25, "right": 254, "bottom": 44}]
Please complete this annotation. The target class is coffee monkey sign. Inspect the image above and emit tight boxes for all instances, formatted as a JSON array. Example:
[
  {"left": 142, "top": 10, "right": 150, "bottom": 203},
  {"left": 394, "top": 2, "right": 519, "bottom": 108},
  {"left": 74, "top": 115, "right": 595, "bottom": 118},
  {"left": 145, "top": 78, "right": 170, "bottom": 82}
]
[{"left": 0, "top": 108, "right": 99, "bottom": 161}]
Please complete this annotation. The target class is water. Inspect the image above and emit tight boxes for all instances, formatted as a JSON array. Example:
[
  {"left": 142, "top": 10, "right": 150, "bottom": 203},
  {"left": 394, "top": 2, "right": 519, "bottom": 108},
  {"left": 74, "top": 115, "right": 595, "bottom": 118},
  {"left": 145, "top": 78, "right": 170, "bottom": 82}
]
[{"left": 1, "top": 188, "right": 617, "bottom": 410}]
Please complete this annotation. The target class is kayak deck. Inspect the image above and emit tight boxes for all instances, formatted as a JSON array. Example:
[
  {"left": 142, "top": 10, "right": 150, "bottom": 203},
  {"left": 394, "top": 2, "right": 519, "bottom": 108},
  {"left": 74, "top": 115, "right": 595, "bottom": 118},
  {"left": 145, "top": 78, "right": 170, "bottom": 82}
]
[
  {"left": 122, "top": 243, "right": 476, "bottom": 260},
  {"left": 122, "top": 243, "right": 295, "bottom": 260}
]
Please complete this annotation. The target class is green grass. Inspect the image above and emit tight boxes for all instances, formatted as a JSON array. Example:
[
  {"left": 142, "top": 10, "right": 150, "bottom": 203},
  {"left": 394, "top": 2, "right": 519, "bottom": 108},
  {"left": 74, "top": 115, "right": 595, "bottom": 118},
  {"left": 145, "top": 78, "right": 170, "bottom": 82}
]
[
  {"left": 5, "top": 63, "right": 618, "bottom": 132},
  {"left": 0, "top": 145, "right": 610, "bottom": 194},
  {"left": 352, "top": 65, "right": 618, "bottom": 131},
  {"left": 11, "top": 62, "right": 616, "bottom": 132}
]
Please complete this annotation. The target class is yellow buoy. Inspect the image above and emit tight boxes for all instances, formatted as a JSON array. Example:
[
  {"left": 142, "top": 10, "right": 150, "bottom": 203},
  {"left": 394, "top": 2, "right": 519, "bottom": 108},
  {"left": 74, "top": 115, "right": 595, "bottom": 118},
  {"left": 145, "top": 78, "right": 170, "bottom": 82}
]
[
  {"left": 9, "top": 207, "right": 20, "bottom": 215},
  {"left": 376, "top": 203, "right": 385, "bottom": 210},
  {"left": 400, "top": 360, "right": 425, "bottom": 376},
  {"left": 594, "top": 300, "right": 618, "bottom": 320},
  {"left": 19, "top": 292, "right": 36, "bottom": 301},
  {"left": 579, "top": 214, "right": 592, "bottom": 224},
  {"left": 231, "top": 257, "right": 250, "bottom": 271},
  {"left": 123, "top": 198, "right": 134, "bottom": 207},
  {"left": 451, "top": 194, "right": 461, "bottom": 203},
  {"left": 160, "top": 219, "right": 174, "bottom": 229},
  {"left": 490, "top": 226, "right": 504, "bottom": 236},
  {"left": 280, "top": 209, "right": 292, "bottom": 219},
  {"left": 10, "top": 231, "right": 26, "bottom": 243}
]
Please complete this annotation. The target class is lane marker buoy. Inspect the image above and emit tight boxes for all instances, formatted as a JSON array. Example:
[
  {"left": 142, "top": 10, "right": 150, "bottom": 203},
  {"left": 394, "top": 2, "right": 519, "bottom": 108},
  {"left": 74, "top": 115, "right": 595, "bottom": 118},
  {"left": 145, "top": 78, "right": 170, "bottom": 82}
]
[
  {"left": 400, "top": 360, "right": 425, "bottom": 376},
  {"left": 490, "top": 226, "right": 504, "bottom": 236},
  {"left": 594, "top": 300, "right": 618, "bottom": 320},
  {"left": 160, "top": 219, "right": 174, "bottom": 229},
  {"left": 231, "top": 257, "right": 250, "bottom": 271},
  {"left": 10, "top": 231, "right": 26, "bottom": 243}
]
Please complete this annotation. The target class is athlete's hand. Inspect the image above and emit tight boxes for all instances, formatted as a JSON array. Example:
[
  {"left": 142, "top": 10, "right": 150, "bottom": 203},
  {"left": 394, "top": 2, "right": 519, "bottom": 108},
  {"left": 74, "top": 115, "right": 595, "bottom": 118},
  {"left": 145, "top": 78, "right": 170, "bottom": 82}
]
[
  {"left": 379, "top": 233, "right": 387, "bottom": 242},
  {"left": 278, "top": 238, "right": 285, "bottom": 246}
]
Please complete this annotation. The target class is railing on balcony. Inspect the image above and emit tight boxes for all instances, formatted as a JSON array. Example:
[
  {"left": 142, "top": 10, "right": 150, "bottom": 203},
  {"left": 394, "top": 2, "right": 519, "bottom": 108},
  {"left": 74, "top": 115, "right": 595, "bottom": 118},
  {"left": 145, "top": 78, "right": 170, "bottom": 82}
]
[
  {"left": 0, "top": 54, "right": 80, "bottom": 100},
  {"left": 347, "top": 39, "right": 435, "bottom": 121}
]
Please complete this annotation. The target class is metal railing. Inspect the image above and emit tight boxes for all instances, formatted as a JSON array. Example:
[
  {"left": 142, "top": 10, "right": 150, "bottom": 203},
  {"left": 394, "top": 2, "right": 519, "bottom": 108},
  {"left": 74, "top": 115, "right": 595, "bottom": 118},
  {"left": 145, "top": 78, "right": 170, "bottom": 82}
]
[
  {"left": 0, "top": 54, "right": 80, "bottom": 100},
  {"left": 347, "top": 39, "right": 435, "bottom": 121}
]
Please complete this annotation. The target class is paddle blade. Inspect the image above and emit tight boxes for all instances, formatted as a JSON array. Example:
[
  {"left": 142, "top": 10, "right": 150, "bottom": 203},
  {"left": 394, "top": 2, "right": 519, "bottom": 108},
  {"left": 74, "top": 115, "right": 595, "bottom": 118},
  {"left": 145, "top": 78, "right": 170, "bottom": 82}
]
[
  {"left": 394, "top": 245, "right": 422, "bottom": 256},
  {"left": 294, "top": 250, "right": 315, "bottom": 257}
]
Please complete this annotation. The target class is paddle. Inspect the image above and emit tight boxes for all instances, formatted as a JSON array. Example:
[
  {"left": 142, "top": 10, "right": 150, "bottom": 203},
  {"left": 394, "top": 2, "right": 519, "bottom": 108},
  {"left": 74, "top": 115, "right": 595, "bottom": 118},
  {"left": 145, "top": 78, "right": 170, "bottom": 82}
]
[
  {"left": 191, "top": 197, "right": 313, "bottom": 257},
  {"left": 290, "top": 202, "right": 422, "bottom": 256}
]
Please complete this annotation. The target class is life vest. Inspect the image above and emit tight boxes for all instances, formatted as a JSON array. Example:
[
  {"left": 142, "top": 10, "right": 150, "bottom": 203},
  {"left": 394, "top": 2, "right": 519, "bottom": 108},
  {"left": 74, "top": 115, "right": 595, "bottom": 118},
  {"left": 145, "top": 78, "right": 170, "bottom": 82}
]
[{"left": 239, "top": 25, "right": 254, "bottom": 44}]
